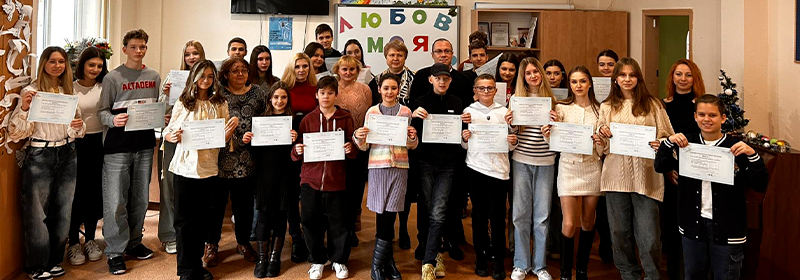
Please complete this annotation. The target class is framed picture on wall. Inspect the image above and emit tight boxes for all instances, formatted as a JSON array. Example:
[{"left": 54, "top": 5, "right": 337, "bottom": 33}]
[
  {"left": 491, "top": 22, "right": 509, "bottom": 47},
  {"left": 478, "top": 22, "right": 490, "bottom": 41}
]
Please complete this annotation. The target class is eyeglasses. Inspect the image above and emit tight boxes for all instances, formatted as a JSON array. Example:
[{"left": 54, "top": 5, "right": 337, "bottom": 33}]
[
  {"left": 433, "top": 49, "right": 453, "bottom": 54},
  {"left": 229, "top": 69, "right": 248, "bottom": 75},
  {"left": 473, "top": 86, "right": 497, "bottom": 92}
]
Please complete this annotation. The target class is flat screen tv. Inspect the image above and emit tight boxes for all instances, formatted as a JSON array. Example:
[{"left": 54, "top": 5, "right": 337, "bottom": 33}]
[{"left": 231, "top": 0, "right": 329, "bottom": 15}]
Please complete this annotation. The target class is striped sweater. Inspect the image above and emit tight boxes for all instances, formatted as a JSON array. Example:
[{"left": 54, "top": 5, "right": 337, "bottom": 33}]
[
  {"left": 354, "top": 104, "right": 418, "bottom": 169},
  {"left": 512, "top": 124, "right": 556, "bottom": 166}
]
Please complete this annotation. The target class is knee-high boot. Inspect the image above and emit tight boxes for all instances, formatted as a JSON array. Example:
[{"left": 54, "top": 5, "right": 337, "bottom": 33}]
[
  {"left": 560, "top": 233, "right": 574, "bottom": 280},
  {"left": 254, "top": 240, "right": 270, "bottom": 278},
  {"left": 266, "top": 236, "right": 284, "bottom": 277},
  {"left": 575, "top": 229, "right": 595, "bottom": 280}
]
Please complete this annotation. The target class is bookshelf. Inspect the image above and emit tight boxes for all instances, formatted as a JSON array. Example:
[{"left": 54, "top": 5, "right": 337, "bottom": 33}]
[{"left": 472, "top": 8, "right": 628, "bottom": 77}]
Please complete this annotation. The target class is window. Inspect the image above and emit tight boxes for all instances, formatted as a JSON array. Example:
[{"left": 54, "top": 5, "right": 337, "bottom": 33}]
[{"left": 36, "top": 0, "right": 104, "bottom": 55}]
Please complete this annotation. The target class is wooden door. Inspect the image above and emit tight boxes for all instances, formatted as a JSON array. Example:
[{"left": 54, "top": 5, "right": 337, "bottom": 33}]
[{"left": 643, "top": 16, "right": 660, "bottom": 96}]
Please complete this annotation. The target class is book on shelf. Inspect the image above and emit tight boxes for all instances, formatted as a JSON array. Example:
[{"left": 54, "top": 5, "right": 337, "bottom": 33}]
[{"left": 525, "top": 16, "right": 538, "bottom": 48}]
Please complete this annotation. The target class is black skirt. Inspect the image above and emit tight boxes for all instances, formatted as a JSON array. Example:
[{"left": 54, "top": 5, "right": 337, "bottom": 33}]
[{"left": 253, "top": 144, "right": 298, "bottom": 211}]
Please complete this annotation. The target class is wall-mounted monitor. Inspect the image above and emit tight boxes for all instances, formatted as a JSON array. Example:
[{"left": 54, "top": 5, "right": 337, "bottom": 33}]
[{"left": 231, "top": 0, "right": 329, "bottom": 15}]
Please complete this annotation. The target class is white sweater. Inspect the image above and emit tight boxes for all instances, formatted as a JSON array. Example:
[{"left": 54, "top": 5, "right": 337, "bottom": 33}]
[{"left": 462, "top": 101, "right": 514, "bottom": 180}]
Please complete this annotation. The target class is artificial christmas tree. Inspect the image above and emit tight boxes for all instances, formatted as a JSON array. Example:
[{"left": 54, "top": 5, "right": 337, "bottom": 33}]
[{"left": 717, "top": 69, "right": 749, "bottom": 133}]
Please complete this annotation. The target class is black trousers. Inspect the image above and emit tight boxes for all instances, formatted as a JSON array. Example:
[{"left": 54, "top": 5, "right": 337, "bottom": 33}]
[
  {"left": 69, "top": 133, "right": 104, "bottom": 245},
  {"left": 256, "top": 209, "right": 287, "bottom": 242},
  {"left": 288, "top": 162, "right": 303, "bottom": 240},
  {"left": 376, "top": 212, "right": 398, "bottom": 241},
  {"left": 206, "top": 176, "right": 255, "bottom": 245},
  {"left": 300, "top": 184, "right": 350, "bottom": 264},
  {"left": 661, "top": 177, "right": 685, "bottom": 279},
  {"left": 468, "top": 168, "right": 508, "bottom": 259},
  {"left": 174, "top": 175, "right": 216, "bottom": 276},
  {"left": 345, "top": 152, "right": 368, "bottom": 229}
]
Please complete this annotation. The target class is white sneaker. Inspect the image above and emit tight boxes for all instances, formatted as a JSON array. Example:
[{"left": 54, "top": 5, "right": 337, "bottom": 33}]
[
  {"left": 163, "top": 241, "right": 177, "bottom": 254},
  {"left": 48, "top": 265, "right": 65, "bottom": 277},
  {"left": 85, "top": 240, "right": 103, "bottom": 261},
  {"left": 535, "top": 269, "right": 553, "bottom": 280},
  {"left": 27, "top": 270, "right": 52, "bottom": 280},
  {"left": 333, "top": 262, "right": 349, "bottom": 279},
  {"left": 68, "top": 244, "right": 85, "bottom": 266},
  {"left": 308, "top": 264, "right": 323, "bottom": 279},
  {"left": 434, "top": 253, "right": 446, "bottom": 277},
  {"left": 510, "top": 267, "right": 527, "bottom": 280}
]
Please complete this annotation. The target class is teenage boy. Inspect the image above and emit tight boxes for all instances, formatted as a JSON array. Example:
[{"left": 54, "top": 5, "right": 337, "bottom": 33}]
[
  {"left": 654, "top": 94, "right": 767, "bottom": 280},
  {"left": 214, "top": 37, "right": 248, "bottom": 69},
  {"left": 460, "top": 74, "right": 517, "bottom": 280},
  {"left": 315, "top": 24, "right": 342, "bottom": 59},
  {"left": 291, "top": 76, "right": 358, "bottom": 280},
  {"left": 462, "top": 41, "right": 489, "bottom": 85},
  {"left": 411, "top": 63, "right": 469, "bottom": 280},
  {"left": 97, "top": 28, "right": 161, "bottom": 275}
]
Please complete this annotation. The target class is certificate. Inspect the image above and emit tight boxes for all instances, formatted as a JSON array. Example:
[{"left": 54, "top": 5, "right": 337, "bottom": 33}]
[
  {"left": 251, "top": 116, "right": 293, "bottom": 146},
  {"left": 552, "top": 88, "right": 568, "bottom": 101},
  {"left": 125, "top": 102, "right": 166, "bottom": 131},
  {"left": 366, "top": 114, "right": 409, "bottom": 146},
  {"left": 468, "top": 124, "right": 508, "bottom": 153},
  {"left": 303, "top": 131, "right": 345, "bottom": 163},
  {"left": 493, "top": 82, "right": 508, "bottom": 106},
  {"left": 509, "top": 96, "right": 551, "bottom": 126},
  {"left": 592, "top": 77, "right": 611, "bottom": 103},
  {"left": 422, "top": 114, "right": 462, "bottom": 144},
  {"left": 27, "top": 92, "right": 79, "bottom": 125},
  {"left": 168, "top": 70, "right": 190, "bottom": 105},
  {"left": 549, "top": 122, "right": 594, "bottom": 155},
  {"left": 181, "top": 119, "right": 226, "bottom": 150},
  {"left": 679, "top": 144, "right": 735, "bottom": 185},
  {"left": 608, "top": 122, "right": 657, "bottom": 159}
]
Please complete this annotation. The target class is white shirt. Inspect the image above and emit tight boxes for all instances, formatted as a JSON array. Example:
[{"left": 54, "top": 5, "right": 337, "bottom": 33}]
[{"left": 700, "top": 136, "right": 723, "bottom": 219}]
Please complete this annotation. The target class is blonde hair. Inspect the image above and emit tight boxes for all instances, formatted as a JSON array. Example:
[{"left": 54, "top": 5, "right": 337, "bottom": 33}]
[
  {"left": 281, "top": 53, "right": 317, "bottom": 88},
  {"left": 331, "top": 56, "right": 362, "bottom": 80},
  {"left": 514, "top": 57, "right": 555, "bottom": 106},
  {"left": 181, "top": 40, "right": 206, "bottom": 70},
  {"left": 34, "top": 46, "right": 74, "bottom": 94}
]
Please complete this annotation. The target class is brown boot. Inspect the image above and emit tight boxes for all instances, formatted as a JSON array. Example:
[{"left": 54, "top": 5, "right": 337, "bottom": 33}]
[
  {"left": 202, "top": 243, "right": 219, "bottom": 268},
  {"left": 238, "top": 243, "right": 258, "bottom": 262}
]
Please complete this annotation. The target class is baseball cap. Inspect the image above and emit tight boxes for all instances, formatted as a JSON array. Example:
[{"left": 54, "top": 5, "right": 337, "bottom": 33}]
[{"left": 430, "top": 63, "right": 451, "bottom": 77}]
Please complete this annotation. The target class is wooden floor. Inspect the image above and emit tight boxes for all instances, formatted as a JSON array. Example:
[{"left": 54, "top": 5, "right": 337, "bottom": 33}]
[{"left": 13, "top": 200, "right": 669, "bottom": 280}]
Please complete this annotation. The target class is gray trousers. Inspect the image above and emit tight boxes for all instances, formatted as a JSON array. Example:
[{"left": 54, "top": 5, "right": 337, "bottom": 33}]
[{"left": 606, "top": 192, "right": 662, "bottom": 280}]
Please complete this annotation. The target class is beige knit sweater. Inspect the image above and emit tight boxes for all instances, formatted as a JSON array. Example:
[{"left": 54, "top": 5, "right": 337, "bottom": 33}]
[{"left": 598, "top": 99, "right": 674, "bottom": 201}]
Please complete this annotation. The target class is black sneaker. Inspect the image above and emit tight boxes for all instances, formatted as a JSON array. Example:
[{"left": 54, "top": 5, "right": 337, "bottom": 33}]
[
  {"left": 108, "top": 256, "right": 127, "bottom": 275},
  {"left": 48, "top": 265, "right": 65, "bottom": 277},
  {"left": 27, "top": 270, "right": 52, "bottom": 280},
  {"left": 125, "top": 244, "right": 154, "bottom": 260}
]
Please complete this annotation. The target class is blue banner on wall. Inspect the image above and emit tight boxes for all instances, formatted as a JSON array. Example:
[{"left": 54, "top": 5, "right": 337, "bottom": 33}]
[{"left": 269, "top": 17, "right": 292, "bottom": 50}]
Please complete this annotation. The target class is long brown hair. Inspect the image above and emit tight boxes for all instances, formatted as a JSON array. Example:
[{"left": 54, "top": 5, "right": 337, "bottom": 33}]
[
  {"left": 606, "top": 57, "right": 662, "bottom": 117},
  {"left": 248, "top": 45, "right": 278, "bottom": 86},
  {"left": 514, "top": 57, "right": 555, "bottom": 107},
  {"left": 34, "top": 46, "right": 73, "bottom": 94},
  {"left": 560, "top": 66, "right": 600, "bottom": 116},
  {"left": 179, "top": 60, "right": 225, "bottom": 111},
  {"left": 264, "top": 81, "right": 294, "bottom": 116},
  {"left": 665, "top": 58, "right": 705, "bottom": 100}
]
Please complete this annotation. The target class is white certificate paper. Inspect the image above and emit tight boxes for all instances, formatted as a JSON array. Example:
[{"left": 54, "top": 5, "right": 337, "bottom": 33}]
[
  {"left": 549, "top": 122, "right": 595, "bottom": 155},
  {"left": 168, "top": 70, "right": 190, "bottom": 105},
  {"left": 303, "top": 131, "right": 345, "bottom": 163},
  {"left": 510, "top": 96, "right": 551, "bottom": 126},
  {"left": 494, "top": 82, "right": 508, "bottom": 106},
  {"left": 679, "top": 144, "right": 735, "bottom": 185},
  {"left": 592, "top": 77, "right": 611, "bottom": 103},
  {"left": 366, "top": 114, "right": 408, "bottom": 147},
  {"left": 181, "top": 119, "right": 226, "bottom": 150},
  {"left": 251, "top": 116, "right": 293, "bottom": 146},
  {"left": 27, "top": 92, "right": 79, "bottom": 125},
  {"left": 552, "top": 88, "right": 569, "bottom": 101},
  {"left": 125, "top": 102, "right": 166, "bottom": 131},
  {"left": 422, "top": 114, "right": 462, "bottom": 144},
  {"left": 609, "top": 122, "right": 657, "bottom": 159},
  {"left": 468, "top": 124, "right": 509, "bottom": 153}
]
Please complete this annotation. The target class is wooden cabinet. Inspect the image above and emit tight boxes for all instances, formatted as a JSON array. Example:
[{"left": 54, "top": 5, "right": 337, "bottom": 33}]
[{"left": 472, "top": 9, "right": 628, "bottom": 77}]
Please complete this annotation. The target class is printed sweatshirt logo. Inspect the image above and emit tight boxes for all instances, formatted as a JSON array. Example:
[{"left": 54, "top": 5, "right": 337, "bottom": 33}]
[{"left": 121, "top": 80, "right": 157, "bottom": 91}]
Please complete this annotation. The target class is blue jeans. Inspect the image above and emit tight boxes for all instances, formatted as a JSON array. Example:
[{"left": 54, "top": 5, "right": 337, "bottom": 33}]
[
  {"left": 683, "top": 219, "right": 743, "bottom": 280},
  {"left": 21, "top": 143, "right": 77, "bottom": 272},
  {"left": 511, "top": 160, "right": 554, "bottom": 272},
  {"left": 417, "top": 160, "right": 455, "bottom": 265},
  {"left": 158, "top": 140, "right": 177, "bottom": 242},
  {"left": 606, "top": 192, "right": 662, "bottom": 280},
  {"left": 102, "top": 148, "right": 154, "bottom": 257}
]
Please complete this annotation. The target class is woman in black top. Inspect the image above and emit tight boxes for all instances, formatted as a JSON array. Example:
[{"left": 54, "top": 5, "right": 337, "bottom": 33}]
[
  {"left": 660, "top": 58, "right": 705, "bottom": 280},
  {"left": 304, "top": 42, "right": 327, "bottom": 74}
]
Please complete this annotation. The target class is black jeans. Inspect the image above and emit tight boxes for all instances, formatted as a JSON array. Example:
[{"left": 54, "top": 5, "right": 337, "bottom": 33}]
[
  {"left": 300, "top": 184, "right": 350, "bottom": 264},
  {"left": 69, "top": 133, "right": 104, "bottom": 245},
  {"left": 376, "top": 212, "right": 398, "bottom": 241},
  {"left": 346, "top": 152, "right": 368, "bottom": 229},
  {"left": 417, "top": 160, "right": 455, "bottom": 265},
  {"left": 206, "top": 176, "right": 255, "bottom": 245},
  {"left": 288, "top": 162, "right": 303, "bottom": 240},
  {"left": 661, "top": 177, "right": 685, "bottom": 279},
  {"left": 174, "top": 175, "right": 216, "bottom": 276},
  {"left": 468, "top": 168, "right": 508, "bottom": 259},
  {"left": 256, "top": 210, "right": 287, "bottom": 242}
]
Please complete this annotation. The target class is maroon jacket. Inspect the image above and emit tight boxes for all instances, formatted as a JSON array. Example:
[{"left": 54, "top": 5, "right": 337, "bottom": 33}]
[{"left": 291, "top": 106, "right": 358, "bottom": 191}]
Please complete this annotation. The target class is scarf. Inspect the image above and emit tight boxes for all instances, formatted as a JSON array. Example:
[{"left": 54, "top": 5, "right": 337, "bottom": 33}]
[{"left": 375, "top": 67, "right": 415, "bottom": 106}]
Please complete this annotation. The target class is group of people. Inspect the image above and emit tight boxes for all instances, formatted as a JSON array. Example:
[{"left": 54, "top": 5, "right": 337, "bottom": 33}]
[{"left": 12, "top": 23, "right": 767, "bottom": 280}]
